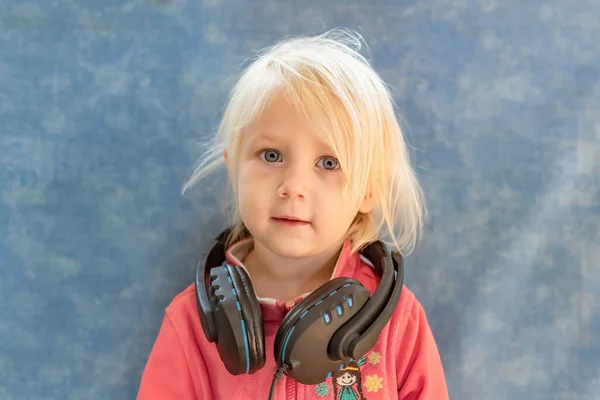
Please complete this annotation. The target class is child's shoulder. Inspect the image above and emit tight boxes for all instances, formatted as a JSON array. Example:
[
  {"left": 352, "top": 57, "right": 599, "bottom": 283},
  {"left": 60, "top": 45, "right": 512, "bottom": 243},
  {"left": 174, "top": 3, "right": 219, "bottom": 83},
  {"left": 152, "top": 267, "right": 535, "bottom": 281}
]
[
  {"left": 389, "top": 284, "right": 424, "bottom": 332},
  {"left": 163, "top": 283, "right": 197, "bottom": 318}
]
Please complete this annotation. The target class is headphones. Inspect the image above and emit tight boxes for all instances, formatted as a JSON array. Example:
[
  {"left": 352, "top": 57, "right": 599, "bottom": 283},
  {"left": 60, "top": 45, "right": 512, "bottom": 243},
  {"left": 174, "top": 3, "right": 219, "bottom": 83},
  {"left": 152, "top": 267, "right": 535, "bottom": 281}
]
[{"left": 195, "top": 228, "right": 404, "bottom": 385}]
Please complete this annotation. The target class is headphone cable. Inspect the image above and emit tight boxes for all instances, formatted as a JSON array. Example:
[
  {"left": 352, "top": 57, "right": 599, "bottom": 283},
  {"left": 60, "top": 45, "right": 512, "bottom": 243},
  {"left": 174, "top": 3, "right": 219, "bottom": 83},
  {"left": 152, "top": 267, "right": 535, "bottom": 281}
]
[{"left": 267, "top": 363, "right": 290, "bottom": 400}]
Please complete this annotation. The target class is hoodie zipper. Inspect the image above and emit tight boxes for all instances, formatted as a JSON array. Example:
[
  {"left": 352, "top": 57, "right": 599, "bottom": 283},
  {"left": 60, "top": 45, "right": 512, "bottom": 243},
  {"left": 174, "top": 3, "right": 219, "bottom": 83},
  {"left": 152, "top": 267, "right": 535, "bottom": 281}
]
[{"left": 286, "top": 376, "right": 296, "bottom": 400}]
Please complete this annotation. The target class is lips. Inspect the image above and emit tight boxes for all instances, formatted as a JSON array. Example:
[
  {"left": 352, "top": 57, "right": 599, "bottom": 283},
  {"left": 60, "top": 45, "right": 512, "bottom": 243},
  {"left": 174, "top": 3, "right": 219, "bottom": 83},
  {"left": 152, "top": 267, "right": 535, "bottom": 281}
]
[{"left": 272, "top": 216, "right": 311, "bottom": 225}]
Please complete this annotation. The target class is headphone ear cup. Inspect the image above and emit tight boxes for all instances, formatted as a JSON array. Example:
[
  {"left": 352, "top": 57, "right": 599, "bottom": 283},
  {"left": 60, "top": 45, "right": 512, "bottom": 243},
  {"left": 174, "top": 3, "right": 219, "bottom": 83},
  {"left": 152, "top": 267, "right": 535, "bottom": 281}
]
[
  {"left": 227, "top": 265, "right": 266, "bottom": 372},
  {"left": 207, "top": 264, "right": 265, "bottom": 375},
  {"left": 274, "top": 278, "right": 351, "bottom": 358},
  {"left": 273, "top": 277, "right": 371, "bottom": 385}
]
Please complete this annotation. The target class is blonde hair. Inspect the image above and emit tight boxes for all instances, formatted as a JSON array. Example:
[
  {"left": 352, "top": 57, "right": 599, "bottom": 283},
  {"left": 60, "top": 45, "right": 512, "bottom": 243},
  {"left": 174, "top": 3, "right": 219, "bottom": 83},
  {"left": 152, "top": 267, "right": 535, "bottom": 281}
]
[{"left": 182, "top": 28, "right": 426, "bottom": 255}]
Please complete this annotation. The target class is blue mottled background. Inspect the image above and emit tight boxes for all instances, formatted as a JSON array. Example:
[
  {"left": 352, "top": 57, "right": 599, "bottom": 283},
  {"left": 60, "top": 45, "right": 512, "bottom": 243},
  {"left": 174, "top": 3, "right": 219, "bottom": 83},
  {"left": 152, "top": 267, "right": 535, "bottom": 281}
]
[{"left": 1, "top": 1, "right": 599, "bottom": 399}]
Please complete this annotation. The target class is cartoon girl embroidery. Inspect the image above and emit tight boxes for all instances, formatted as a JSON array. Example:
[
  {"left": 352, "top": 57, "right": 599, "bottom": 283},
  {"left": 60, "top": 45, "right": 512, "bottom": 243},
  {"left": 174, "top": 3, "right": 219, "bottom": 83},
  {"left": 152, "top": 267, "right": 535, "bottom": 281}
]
[{"left": 332, "top": 357, "right": 367, "bottom": 400}]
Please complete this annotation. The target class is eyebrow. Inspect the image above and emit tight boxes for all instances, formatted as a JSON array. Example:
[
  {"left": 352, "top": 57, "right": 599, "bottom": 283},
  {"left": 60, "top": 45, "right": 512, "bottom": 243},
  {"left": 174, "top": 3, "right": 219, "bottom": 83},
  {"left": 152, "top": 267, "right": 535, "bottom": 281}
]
[{"left": 248, "top": 130, "right": 280, "bottom": 143}]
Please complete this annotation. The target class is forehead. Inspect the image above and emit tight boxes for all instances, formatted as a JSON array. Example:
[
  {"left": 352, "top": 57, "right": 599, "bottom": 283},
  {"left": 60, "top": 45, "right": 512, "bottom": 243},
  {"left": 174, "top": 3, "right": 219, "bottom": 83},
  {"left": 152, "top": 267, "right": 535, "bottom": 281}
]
[
  {"left": 243, "top": 93, "right": 337, "bottom": 149},
  {"left": 247, "top": 92, "right": 312, "bottom": 133}
]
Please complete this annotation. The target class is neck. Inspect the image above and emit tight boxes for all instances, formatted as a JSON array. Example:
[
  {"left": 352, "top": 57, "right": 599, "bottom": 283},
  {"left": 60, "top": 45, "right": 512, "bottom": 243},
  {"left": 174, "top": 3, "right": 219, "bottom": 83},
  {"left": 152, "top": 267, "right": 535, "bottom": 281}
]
[{"left": 242, "top": 240, "right": 344, "bottom": 301}]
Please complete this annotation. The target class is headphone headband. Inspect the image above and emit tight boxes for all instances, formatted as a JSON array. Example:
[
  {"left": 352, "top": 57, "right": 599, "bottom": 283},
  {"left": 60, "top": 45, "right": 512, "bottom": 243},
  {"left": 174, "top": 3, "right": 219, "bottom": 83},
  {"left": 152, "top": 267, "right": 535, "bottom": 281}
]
[
  {"left": 328, "top": 240, "right": 404, "bottom": 360},
  {"left": 195, "top": 229, "right": 230, "bottom": 342}
]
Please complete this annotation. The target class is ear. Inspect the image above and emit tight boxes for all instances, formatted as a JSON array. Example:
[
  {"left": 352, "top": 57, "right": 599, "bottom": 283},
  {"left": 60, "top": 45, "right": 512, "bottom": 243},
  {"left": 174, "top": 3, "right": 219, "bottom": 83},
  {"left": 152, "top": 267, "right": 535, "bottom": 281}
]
[
  {"left": 358, "top": 191, "right": 374, "bottom": 214},
  {"left": 224, "top": 149, "right": 237, "bottom": 191},
  {"left": 224, "top": 149, "right": 232, "bottom": 178}
]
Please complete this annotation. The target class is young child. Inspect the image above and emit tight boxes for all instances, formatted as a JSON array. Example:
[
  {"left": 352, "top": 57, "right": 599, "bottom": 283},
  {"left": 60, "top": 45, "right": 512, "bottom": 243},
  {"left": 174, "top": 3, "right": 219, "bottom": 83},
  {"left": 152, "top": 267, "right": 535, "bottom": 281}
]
[{"left": 137, "top": 29, "right": 448, "bottom": 399}]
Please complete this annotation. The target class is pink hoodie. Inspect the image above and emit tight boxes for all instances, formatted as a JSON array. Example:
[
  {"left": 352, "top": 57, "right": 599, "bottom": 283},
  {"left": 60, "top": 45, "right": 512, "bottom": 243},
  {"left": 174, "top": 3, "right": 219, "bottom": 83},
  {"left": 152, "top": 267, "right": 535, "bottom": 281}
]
[{"left": 137, "top": 239, "right": 449, "bottom": 399}]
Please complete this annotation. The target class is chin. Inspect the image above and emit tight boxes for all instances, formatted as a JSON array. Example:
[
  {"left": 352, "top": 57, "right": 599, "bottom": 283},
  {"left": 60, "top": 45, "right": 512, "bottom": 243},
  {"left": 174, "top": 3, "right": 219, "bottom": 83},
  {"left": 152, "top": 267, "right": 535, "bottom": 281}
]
[{"left": 260, "top": 235, "right": 317, "bottom": 259}]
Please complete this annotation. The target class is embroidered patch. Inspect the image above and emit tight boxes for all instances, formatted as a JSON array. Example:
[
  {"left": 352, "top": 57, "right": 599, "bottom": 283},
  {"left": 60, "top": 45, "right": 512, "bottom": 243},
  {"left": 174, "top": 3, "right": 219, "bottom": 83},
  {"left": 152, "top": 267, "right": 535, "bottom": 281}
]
[
  {"left": 367, "top": 351, "right": 382, "bottom": 365},
  {"left": 364, "top": 374, "right": 384, "bottom": 393},
  {"left": 315, "top": 382, "right": 330, "bottom": 397},
  {"left": 314, "top": 351, "right": 384, "bottom": 399},
  {"left": 331, "top": 356, "right": 367, "bottom": 399}
]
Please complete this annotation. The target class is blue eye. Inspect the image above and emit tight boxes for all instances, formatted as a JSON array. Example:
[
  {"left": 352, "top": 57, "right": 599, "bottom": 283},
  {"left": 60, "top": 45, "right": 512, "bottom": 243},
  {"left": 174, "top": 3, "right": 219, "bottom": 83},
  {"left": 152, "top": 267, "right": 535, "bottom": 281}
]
[
  {"left": 318, "top": 156, "right": 339, "bottom": 170},
  {"left": 260, "top": 149, "right": 282, "bottom": 163}
]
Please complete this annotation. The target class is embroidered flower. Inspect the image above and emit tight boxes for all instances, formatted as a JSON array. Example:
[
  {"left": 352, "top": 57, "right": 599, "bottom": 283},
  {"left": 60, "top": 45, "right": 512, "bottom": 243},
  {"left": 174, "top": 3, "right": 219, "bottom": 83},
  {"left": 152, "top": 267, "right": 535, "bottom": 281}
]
[
  {"left": 367, "top": 351, "right": 382, "bottom": 365},
  {"left": 315, "top": 382, "right": 330, "bottom": 397},
  {"left": 365, "top": 374, "right": 384, "bottom": 393}
]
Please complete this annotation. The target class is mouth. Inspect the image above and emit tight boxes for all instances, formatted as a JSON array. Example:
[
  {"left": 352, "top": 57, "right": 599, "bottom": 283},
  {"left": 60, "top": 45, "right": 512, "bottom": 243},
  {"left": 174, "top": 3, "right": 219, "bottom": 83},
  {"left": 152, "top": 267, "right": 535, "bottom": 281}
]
[{"left": 272, "top": 216, "right": 311, "bottom": 226}]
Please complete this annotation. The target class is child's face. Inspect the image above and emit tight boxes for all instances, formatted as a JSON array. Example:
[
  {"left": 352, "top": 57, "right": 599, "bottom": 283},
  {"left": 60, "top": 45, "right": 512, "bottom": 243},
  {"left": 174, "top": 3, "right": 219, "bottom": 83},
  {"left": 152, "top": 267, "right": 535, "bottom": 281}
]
[
  {"left": 227, "top": 91, "right": 372, "bottom": 260},
  {"left": 335, "top": 372, "right": 357, "bottom": 386}
]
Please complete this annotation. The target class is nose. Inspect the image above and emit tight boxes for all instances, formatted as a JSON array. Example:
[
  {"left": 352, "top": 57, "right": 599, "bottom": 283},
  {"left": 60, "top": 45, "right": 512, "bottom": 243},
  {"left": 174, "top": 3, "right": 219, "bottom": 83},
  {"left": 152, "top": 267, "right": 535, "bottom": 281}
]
[{"left": 277, "top": 163, "right": 310, "bottom": 199}]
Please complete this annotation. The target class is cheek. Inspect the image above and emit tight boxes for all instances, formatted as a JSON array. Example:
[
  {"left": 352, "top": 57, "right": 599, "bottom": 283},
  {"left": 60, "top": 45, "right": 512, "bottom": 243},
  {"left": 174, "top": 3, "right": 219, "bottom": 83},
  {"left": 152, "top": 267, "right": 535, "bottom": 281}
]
[
  {"left": 236, "top": 163, "right": 260, "bottom": 194},
  {"left": 236, "top": 167, "right": 269, "bottom": 216},
  {"left": 237, "top": 196, "right": 265, "bottom": 232},
  {"left": 321, "top": 173, "right": 352, "bottom": 201},
  {"left": 238, "top": 161, "right": 273, "bottom": 186},
  {"left": 321, "top": 171, "right": 346, "bottom": 189},
  {"left": 237, "top": 188, "right": 261, "bottom": 215},
  {"left": 320, "top": 191, "right": 359, "bottom": 221}
]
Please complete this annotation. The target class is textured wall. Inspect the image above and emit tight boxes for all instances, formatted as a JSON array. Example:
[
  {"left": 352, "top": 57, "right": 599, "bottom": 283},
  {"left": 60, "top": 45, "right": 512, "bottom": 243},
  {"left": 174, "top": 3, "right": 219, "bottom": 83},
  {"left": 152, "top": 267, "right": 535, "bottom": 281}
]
[{"left": 1, "top": 1, "right": 599, "bottom": 399}]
